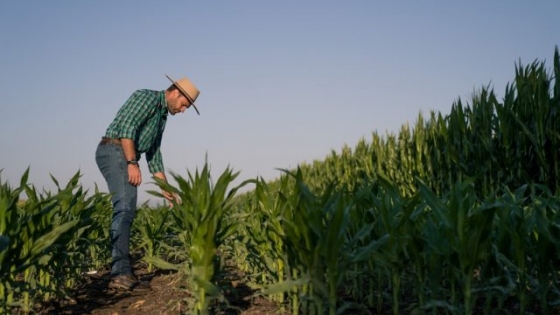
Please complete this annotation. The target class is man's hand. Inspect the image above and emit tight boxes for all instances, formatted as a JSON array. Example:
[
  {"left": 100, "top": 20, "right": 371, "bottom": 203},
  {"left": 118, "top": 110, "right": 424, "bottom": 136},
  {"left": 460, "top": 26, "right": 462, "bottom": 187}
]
[
  {"left": 162, "top": 190, "right": 181, "bottom": 208},
  {"left": 128, "top": 164, "right": 142, "bottom": 186},
  {"left": 161, "top": 189, "right": 174, "bottom": 201},
  {"left": 120, "top": 138, "right": 141, "bottom": 186},
  {"left": 153, "top": 171, "right": 180, "bottom": 208}
]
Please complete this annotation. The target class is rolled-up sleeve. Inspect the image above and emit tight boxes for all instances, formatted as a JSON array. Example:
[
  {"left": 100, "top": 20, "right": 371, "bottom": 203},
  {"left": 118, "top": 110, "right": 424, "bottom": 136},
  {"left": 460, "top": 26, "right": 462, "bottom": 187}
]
[{"left": 146, "top": 135, "right": 164, "bottom": 173}]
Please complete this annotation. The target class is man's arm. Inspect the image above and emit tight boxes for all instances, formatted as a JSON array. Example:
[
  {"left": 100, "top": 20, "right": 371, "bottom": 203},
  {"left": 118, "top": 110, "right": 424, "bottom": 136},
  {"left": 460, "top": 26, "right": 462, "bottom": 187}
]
[{"left": 121, "top": 138, "right": 141, "bottom": 186}]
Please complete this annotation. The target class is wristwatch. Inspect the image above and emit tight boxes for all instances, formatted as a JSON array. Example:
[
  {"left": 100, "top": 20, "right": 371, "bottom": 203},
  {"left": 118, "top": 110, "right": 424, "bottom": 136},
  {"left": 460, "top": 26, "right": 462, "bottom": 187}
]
[{"left": 127, "top": 160, "right": 138, "bottom": 166}]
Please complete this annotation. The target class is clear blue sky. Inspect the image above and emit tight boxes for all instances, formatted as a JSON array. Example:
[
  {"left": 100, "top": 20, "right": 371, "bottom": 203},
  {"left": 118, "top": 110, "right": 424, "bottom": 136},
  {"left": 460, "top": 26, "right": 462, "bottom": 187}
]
[{"left": 1, "top": 1, "right": 558, "bottom": 203}]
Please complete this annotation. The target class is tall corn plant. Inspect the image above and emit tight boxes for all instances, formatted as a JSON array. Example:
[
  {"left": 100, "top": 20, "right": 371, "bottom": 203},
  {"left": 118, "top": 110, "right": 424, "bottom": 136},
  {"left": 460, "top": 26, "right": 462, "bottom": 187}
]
[
  {"left": 486, "top": 185, "right": 536, "bottom": 314},
  {"left": 261, "top": 168, "right": 385, "bottom": 315},
  {"left": 344, "top": 181, "right": 386, "bottom": 311},
  {"left": 236, "top": 47, "right": 560, "bottom": 313},
  {"left": 527, "top": 184, "right": 560, "bottom": 312},
  {"left": 419, "top": 179, "right": 497, "bottom": 315},
  {"left": 258, "top": 169, "right": 323, "bottom": 315},
  {"left": 148, "top": 162, "right": 251, "bottom": 315},
  {"left": 488, "top": 184, "right": 560, "bottom": 314},
  {"left": 364, "top": 173, "right": 421, "bottom": 315},
  {"left": 238, "top": 173, "right": 319, "bottom": 313},
  {"left": 238, "top": 176, "right": 290, "bottom": 308}
]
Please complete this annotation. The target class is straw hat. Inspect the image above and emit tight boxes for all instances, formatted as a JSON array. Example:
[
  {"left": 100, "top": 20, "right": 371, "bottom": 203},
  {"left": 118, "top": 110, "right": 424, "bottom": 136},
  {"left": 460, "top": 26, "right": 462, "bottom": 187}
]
[{"left": 165, "top": 74, "right": 200, "bottom": 115}]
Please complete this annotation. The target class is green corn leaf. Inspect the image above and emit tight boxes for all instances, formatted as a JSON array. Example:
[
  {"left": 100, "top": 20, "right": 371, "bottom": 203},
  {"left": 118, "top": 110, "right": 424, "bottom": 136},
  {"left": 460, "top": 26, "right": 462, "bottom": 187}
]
[
  {"left": 30, "top": 220, "right": 78, "bottom": 256},
  {"left": 259, "top": 277, "right": 309, "bottom": 296},
  {"left": 350, "top": 234, "right": 389, "bottom": 264},
  {"left": 143, "top": 256, "right": 182, "bottom": 271}
]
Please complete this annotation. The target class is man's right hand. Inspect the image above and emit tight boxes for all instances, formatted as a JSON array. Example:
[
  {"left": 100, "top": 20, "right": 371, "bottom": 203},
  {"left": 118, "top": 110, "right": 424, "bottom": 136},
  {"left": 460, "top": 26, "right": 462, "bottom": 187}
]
[{"left": 128, "top": 164, "right": 142, "bottom": 186}]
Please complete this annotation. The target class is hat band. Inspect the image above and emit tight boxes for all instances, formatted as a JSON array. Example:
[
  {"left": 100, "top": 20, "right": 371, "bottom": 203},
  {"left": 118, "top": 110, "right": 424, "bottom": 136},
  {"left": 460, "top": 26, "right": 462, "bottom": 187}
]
[{"left": 165, "top": 74, "right": 200, "bottom": 115}]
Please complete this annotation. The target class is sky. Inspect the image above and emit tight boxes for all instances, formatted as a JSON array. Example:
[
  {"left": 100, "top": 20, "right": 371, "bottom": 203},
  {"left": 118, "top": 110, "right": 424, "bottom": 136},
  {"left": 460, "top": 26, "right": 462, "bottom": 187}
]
[{"left": 1, "top": 1, "right": 558, "bottom": 204}]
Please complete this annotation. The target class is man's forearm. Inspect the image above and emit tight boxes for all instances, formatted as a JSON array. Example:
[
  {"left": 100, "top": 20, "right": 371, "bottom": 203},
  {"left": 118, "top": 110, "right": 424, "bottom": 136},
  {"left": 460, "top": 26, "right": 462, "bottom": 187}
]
[{"left": 120, "top": 138, "right": 137, "bottom": 162}]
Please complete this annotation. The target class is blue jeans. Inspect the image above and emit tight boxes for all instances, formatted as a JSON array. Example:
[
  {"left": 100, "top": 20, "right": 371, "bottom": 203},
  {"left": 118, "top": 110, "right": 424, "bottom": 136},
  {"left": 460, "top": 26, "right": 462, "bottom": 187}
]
[{"left": 95, "top": 142, "right": 137, "bottom": 276}]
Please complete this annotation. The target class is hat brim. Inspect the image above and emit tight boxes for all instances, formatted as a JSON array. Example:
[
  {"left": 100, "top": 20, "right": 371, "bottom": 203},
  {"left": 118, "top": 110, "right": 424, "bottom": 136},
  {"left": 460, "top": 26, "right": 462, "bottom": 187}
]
[{"left": 165, "top": 74, "right": 200, "bottom": 115}]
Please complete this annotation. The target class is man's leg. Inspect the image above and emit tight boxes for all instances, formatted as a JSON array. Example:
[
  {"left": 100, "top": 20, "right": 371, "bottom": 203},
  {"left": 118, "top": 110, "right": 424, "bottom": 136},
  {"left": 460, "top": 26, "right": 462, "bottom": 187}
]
[{"left": 95, "top": 143, "right": 138, "bottom": 276}]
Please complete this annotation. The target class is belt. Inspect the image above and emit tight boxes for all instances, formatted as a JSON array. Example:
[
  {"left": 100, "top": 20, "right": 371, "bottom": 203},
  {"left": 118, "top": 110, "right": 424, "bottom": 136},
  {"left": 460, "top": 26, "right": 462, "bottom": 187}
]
[{"left": 100, "top": 137, "right": 121, "bottom": 145}]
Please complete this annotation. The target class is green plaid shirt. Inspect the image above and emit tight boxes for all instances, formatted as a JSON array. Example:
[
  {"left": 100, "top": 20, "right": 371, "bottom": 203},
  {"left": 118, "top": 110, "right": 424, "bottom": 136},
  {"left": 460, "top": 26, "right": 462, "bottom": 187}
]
[{"left": 105, "top": 89, "right": 168, "bottom": 174}]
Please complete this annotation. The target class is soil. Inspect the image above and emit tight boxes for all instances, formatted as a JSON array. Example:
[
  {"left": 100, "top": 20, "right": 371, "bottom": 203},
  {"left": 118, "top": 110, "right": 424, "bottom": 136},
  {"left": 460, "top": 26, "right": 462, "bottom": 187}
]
[{"left": 37, "top": 265, "right": 280, "bottom": 315}]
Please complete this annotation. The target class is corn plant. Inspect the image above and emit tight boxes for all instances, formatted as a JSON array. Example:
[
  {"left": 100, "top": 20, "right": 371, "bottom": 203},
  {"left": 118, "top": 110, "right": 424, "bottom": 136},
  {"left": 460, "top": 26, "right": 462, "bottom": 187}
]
[
  {"left": 82, "top": 186, "right": 112, "bottom": 270},
  {"left": 365, "top": 173, "right": 419, "bottom": 315},
  {"left": 0, "top": 168, "right": 114, "bottom": 314},
  {"left": 134, "top": 203, "right": 172, "bottom": 273},
  {"left": 48, "top": 173, "right": 113, "bottom": 292},
  {"left": 147, "top": 162, "right": 251, "bottom": 315},
  {"left": 258, "top": 169, "right": 388, "bottom": 315},
  {"left": 0, "top": 170, "right": 79, "bottom": 313},
  {"left": 419, "top": 179, "right": 498, "bottom": 315},
  {"left": 239, "top": 176, "right": 289, "bottom": 308},
  {"left": 527, "top": 184, "right": 560, "bottom": 312}
]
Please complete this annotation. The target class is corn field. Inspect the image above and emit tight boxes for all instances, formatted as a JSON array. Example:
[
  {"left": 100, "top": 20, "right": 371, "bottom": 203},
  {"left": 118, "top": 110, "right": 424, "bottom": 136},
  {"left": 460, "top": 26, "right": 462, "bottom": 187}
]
[{"left": 1, "top": 47, "right": 559, "bottom": 314}]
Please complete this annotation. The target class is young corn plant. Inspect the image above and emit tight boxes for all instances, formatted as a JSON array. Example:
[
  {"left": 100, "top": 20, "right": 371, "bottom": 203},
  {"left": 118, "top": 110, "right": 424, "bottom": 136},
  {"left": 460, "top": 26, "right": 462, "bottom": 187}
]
[
  {"left": 0, "top": 170, "right": 25, "bottom": 312},
  {"left": 148, "top": 162, "right": 251, "bottom": 315},
  {"left": 83, "top": 187, "right": 112, "bottom": 270},
  {"left": 134, "top": 203, "right": 172, "bottom": 273},
  {"left": 0, "top": 170, "right": 81, "bottom": 313},
  {"left": 47, "top": 172, "right": 111, "bottom": 293}
]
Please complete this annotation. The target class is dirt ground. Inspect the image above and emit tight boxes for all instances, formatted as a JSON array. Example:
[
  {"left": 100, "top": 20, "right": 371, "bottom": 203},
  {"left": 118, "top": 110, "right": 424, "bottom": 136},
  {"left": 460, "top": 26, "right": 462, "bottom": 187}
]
[{"left": 38, "top": 267, "right": 280, "bottom": 315}]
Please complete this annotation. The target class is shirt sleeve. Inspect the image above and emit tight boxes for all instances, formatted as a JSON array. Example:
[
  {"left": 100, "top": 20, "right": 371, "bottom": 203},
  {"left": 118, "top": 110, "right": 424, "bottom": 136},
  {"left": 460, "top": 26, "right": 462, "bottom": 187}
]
[
  {"left": 146, "top": 135, "right": 164, "bottom": 173},
  {"left": 113, "top": 90, "right": 156, "bottom": 141}
]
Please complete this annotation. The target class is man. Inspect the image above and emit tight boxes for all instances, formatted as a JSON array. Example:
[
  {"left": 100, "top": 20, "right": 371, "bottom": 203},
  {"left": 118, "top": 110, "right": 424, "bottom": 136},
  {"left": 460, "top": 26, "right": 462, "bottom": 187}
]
[{"left": 95, "top": 74, "right": 200, "bottom": 291}]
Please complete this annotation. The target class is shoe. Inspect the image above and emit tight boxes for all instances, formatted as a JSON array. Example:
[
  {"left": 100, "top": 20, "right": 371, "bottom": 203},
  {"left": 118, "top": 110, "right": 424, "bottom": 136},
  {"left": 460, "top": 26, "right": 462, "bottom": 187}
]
[
  {"left": 133, "top": 278, "right": 152, "bottom": 292},
  {"left": 108, "top": 274, "right": 151, "bottom": 291}
]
